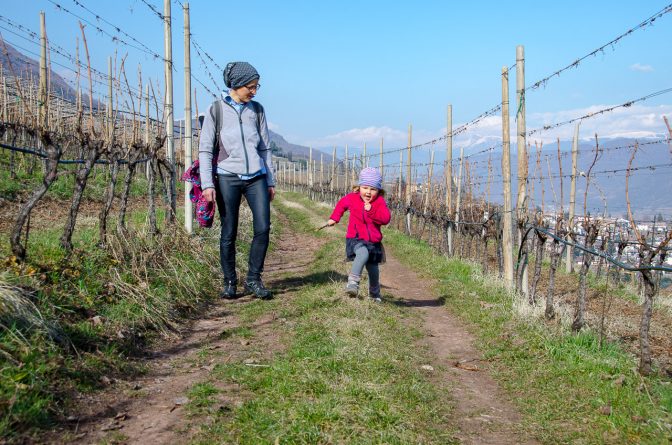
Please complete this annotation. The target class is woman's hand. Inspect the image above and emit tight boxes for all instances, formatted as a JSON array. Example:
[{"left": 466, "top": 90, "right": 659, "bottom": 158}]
[
  {"left": 203, "top": 188, "right": 216, "bottom": 203},
  {"left": 268, "top": 187, "right": 276, "bottom": 201},
  {"left": 327, "top": 219, "right": 337, "bottom": 226}
]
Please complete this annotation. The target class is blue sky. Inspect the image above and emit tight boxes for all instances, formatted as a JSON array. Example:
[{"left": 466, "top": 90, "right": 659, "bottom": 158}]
[{"left": 1, "top": 0, "right": 671, "bottom": 152}]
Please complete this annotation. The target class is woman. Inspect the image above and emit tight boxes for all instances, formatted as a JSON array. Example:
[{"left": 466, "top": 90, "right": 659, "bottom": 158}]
[{"left": 199, "top": 61, "right": 275, "bottom": 300}]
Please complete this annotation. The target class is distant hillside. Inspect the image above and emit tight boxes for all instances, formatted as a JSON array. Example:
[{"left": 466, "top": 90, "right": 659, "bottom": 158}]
[
  {"left": 442, "top": 137, "right": 672, "bottom": 217},
  {"left": 269, "top": 130, "right": 335, "bottom": 163}
]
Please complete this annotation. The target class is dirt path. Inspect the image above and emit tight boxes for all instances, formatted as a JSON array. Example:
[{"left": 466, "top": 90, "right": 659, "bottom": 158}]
[
  {"left": 381, "top": 253, "right": 537, "bottom": 445},
  {"left": 47, "top": 195, "right": 536, "bottom": 444},
  {"left": 49, "top": 211, "right": 324, "bottom": 445}
]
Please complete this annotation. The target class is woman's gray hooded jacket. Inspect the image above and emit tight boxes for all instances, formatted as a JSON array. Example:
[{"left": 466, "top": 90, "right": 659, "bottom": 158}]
[{"left": 198, "top": 99, "right": 275, "bottom": 190}]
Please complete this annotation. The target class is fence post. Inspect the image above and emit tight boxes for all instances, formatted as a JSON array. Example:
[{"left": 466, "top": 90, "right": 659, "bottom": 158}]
[
  {"left": 501, "top": 66, "right": 514, "bottom": 287},
  {"left": 344, "top": 145, "right": 349, "bottom": 190},
  {"left": 2, "top": 74, "right": 7, "bottom": 137},
  {"left": 446, "top": 104, "right": 453, "bottom": 255},
  {"left": 516, "top": 45, "right": 529, "bottom": 297},
  {"left": 398, "top": 149, "right": 403, "bottom": 200},
  {"left": 107, "top": 58, "right": 113, "bottom": 141},
  {"left": 331, "top": 146, "right": 336, "bottom": 192},
  {"left": 455, "top": 147, "right": 464, "bottom": 254},
  {"left": 183, "top": 3, "right": 193, "bottom": 233},
  {"left": 39, "top": 12, "right": 48, "bottom": 129},
  {"left": 145, "top": 84, "right": 150, "bottom": 174},
  {"left": 163, "top": 0, "right": 176, "bottom": 220},
  {"left": 406, "top": 123, "right": 412, "bottom": 235},
  {"left": 566, "top": 122, "right": 580, "bottom": 273},
  {"left": 424, "top": 147, "right": 435, "bottom": 215},
  {"left": 379, "top": 138, "right": 384, "bottom": 178},
  {"left": 308, "top": 146, "right": 313, "bottom": 188},
  {"left": 363, "top": 142, "right": 367, "bottom": 168}
]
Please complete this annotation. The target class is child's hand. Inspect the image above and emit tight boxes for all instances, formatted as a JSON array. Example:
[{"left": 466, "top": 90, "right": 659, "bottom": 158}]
[
  {"left": 327, "top": 219, "right": 337, "bottom": 226},
  {"left": 364, "top": 202, "right": 372, "bottom": 211}
]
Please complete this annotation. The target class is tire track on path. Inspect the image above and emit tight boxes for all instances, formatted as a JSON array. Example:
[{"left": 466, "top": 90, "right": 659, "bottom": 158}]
[{"left": 381, "top": 252, "right": 538, "bottom": 445}]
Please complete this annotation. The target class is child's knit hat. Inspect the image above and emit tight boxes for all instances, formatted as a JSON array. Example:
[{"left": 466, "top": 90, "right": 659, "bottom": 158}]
[{"left": 358, "top": 167, "right": 383, "bottom": 190}]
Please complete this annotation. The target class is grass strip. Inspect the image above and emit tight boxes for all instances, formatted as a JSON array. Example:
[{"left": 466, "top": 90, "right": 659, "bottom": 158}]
[{"left": 383, "top": 231, "right": 672, "bottom": 444}]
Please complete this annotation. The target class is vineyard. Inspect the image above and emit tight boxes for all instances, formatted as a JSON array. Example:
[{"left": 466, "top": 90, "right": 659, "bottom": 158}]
[{"left": 1, "top": 1, "right": 672, "bottom": 443}]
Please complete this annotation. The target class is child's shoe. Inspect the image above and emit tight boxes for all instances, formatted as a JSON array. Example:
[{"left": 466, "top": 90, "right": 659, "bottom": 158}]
[{"left": 345, "top": 280, "right": 359, "bottom": 297}]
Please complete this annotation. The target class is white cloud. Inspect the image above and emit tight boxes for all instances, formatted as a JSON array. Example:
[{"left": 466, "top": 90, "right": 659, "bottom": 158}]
[
  {"left": 303, "top": 126, "right": 408, "bottom": 148},
  {"left": 267, "top": 121, "right": 280, "bottom": 132},
  {"left": 301, "top": 104, "right": 672, "bottom": 151},
  {"left": 630, "top": 63, "right": 654, "bottom": 72}
]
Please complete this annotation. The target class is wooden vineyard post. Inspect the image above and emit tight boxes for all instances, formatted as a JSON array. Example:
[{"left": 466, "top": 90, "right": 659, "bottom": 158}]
[
  {"left": 566, "top": 123, "right": 580, "bottom": 273},
  {"left": 406, "top": 123, "right": 412, "bottom": 235},
  {"left": 501, "top": 66, "right": 514, "bottom": 287},
  {"left": 446, "top": 104, "right": 454, "bottom": 255},
  {"left": 308, "top": 146, "right": 313, "bottom": 188},
  {"left": 455, "top": 147, "right": 464, "bottom": 256},
  {"left": 39, "top": 12, "right": 48, "bottom": 129},
  {"left": 331, "top": 146, "right": 336, "bottom": 193},
  {"left": 344, "top": 145, "right": 349, "bottom": 190},
  {"left": 164, "top": 0, "right": 176, "bottom": 221},
  {"left": 363, "top": 142, "right": 367, "bottom": 168},
  {"left": 2, "top": 73, "right": 7, "bottom": 142},
  {"left": 424, "top": 147, "right": 435, "bottom": 216},
  {"left": 183, "top": 3, "right": 193, "bottom": 233},
  {"left": 379, "top": 138, "right": 384, "bottom": 178},
  {"left": 516, "top": 45, "right": 529, "bottom": 298}
]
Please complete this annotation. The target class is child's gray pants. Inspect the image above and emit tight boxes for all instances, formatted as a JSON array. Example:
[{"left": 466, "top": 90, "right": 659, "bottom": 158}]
[{"left": 350, "top": 245, "right": 380, "bottom": 291}]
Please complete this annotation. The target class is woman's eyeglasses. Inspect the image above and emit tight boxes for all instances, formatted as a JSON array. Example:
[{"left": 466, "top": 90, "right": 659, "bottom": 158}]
[{"left": 245, "top": 83, "right": 260, "bottom": 92}]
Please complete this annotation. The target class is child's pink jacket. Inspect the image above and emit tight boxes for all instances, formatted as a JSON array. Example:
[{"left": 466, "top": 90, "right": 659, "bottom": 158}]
[{"left": 329, "top": 192, "right": 391, "bottom": 243}]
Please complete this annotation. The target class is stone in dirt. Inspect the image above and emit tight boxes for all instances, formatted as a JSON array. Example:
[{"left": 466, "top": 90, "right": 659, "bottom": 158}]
[
  {"left": 173, "top": 397, "right": 188, "bottom": 406},
  {"left": 100, "top": 421, "right": 123, "bottom": 432}
]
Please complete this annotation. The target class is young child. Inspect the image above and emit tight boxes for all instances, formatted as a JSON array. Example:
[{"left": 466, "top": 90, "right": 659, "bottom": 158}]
[{"left": 327, "top": 167, "right": 391, "bottom": 301}]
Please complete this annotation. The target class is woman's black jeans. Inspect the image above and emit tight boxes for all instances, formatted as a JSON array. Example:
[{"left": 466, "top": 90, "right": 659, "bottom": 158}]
[{"left": 215, "top": 173, "right": 271, "bottom": 283}]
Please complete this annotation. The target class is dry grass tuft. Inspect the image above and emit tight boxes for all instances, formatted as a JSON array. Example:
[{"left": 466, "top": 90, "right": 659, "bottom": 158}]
[
  {"left": 0, "top": 276, "right": 65, "bottom": 346},
  {"left": 103, "top": 224, "right": 221, "bottom": 337}
]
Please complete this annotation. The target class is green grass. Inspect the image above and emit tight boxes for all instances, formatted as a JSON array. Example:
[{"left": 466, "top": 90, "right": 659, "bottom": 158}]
[
  {"left": 383, "top": 230, "right": 672, "bottom": 444},
  {"left": 0, "top": 203, "right": 221, "bottom": 440},
  {"left": 186, "top": 194, "right": 457, "bottom": 444},
  {"left": 0, "top": 158, "right": 157, "bottom": 202}
]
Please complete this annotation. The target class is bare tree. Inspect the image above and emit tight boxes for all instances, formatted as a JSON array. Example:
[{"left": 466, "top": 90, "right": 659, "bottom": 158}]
[{"left": 572, "top": 134, "right": 602, "bottom": 332}]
